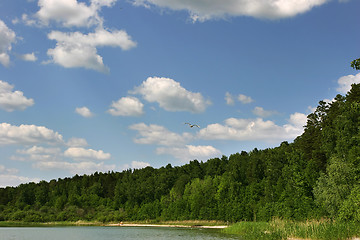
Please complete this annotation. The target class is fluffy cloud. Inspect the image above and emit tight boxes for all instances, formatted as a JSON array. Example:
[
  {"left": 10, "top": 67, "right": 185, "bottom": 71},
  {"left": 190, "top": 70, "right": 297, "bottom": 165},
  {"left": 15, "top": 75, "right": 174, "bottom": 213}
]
[
  {"left": 66, "top": 137, "right": 89, "bottom": 147},
  {"left": 157, "top": 145, "right": 221, "bottom": 162},
  {"left": 336, "top": 73, "right": 360, "bottom": 94},
  {"left": 64, "top": 147, "right": 111, "bottom": 160},
  {"left": 131, "top": 77, "right": 211, "bottom": 113},
  {"left": 198, "top": 113, "right": 307, "bottom": 142},
  {"left": 238, "top": 94, "right": 254, "bottom": 104},
  {"left": 36, "top": 0, "right": 117, "bottom": 27},
  {"left": 0, "top": 123, "right": 64, "bottom": 145},
  {"left": 288, "top": 112, "right": 307, "bottom": 126},
  {"left": 130, "top": 161, "right": 150, "bottom": 169},
  {"left": 34, "top": 161, "right": 115, "bottom": 175},
  {"left": 131, "top": 0, "right": 329, "bottom": 21},
  {"left": 252, "top": 106, "right": 277, "bottom": 118},
  {"left": 0, "top": 20, "right": 16, "bottom": 67},
  {"left": 19, "top": 52, "right": 37, "bottom": 62},
  {"left": 108, "top": 96, "right": 144, "bottom": 116},
  {"left": 0, "top": 174, "right": 40, "bottom": 188},
  {"left": 17, "top": 146, "right": 62, "bottom": 161},
  {"left": 225, "top": 92, "right": 235, "bottom": 105},
  {"left": 129, "top": 123, "right": 193, "bottom": 146},
  {"left": 0, "top": 80, "right": 34, "bottom": 112},
  {"left": 75, "top": 106, "right": 94, "bottom": 117},
  {"left": 47, "top": 28, "right": 137, "bottom": 72},
  {"left": 0, "top": 164, "right": 18, "bottom": 174}
]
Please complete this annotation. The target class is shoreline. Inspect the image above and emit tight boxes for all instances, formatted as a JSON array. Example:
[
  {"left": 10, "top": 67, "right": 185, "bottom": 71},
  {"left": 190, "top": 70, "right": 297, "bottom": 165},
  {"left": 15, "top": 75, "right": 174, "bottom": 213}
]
[
  {"left": 106, "top": 223, "right": 228, "bottom": 229},
  {"left": 0, "top": 220, "right": 228, "bottom": 229}
]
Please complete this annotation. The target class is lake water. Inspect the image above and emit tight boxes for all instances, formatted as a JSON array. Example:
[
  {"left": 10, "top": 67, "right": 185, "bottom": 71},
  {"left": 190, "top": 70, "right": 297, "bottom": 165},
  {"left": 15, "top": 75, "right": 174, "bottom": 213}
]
[{"left": 0, "top": 226, "right": 242, "bottom": 240}]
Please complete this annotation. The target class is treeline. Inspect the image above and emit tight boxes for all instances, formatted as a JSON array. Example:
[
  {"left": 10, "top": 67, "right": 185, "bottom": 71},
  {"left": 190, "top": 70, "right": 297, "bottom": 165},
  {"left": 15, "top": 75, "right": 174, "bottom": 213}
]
[{"left": 1, "top": 84, "right": 360, "bottom": 223}]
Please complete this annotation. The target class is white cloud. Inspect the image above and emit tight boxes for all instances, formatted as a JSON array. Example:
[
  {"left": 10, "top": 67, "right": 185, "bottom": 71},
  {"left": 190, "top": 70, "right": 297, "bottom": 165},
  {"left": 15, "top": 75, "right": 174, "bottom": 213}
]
[
  {"left": 34, "top": 161, "right": 115, "bottom": 175},
  {"left": 131, "top": 0, "right": 329, "bottom": 21},
  {"left": 225, "top": 92, "right": 235, "bottom": 105},
  {"left": 129, "top": 123, "right": 193, "bottom": 146},
  {"left": 0, "top": 174, "right": 40, "bottom": 188},
  {"left": 75, "top": 106, "right": 94, "bottom": 117},
  {"left": 252, "top": 106, "right": 277, "bottom": 118},
  {"left": 0, "top": 123, "right": 64, "bottom": 145},
  {"left": 131, "top": 161, "right": 150, "bottom": 169},
  {"left": 16, "top": 146, "right": 62, "bottom": 161},
  {"left": 131, "top": 77, "right": 211, "bottom": 113},
  {"left": 0, "top": 164, "right": 18, "bottom": 174},
  {"left": 0, "top": 80, "right": 34, "bottom": 112},
  {"left": 64, "top": 147, "right": 111, "bottom": 160},
  {"left": 46, "top": 28, "right": 136, "bottom": 72},
  {"left": 238, "top": 94, "right": 254, "bottom": 104},
  {"left": 19, "top": 52, "right": 37, "bottom": 62},
  {"left": 0, "top": 20, "right": 16, "bottom": 67},
  {"left": 198, "top": 113, "right": 307, "bottom": 142},
  {"left": 36, "top": 0, "right": 117, "bottom": 27},
  {"left": 21, "top": 14, "right": 37, "bottom": 26},
  {"left": 107, "top": 96, "right": 144, "bottom": 116},
  {"left": 286, "top": 112, "right": 307, "bottom": 129},
  {"left": 336, "top": 73, "right": 360, "bottom": 94},
  {"left": 157, "top": 145, "right": 221, "bottom": 162},
  {"left": 67, "top": 137, "right": 88, "bottom": 147}
]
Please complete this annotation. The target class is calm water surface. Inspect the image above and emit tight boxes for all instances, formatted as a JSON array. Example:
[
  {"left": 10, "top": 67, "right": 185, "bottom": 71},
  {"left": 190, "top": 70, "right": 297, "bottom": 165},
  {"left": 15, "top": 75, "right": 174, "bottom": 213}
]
[{"left": 0, "top": 226, "right": 242, "bottom": 240}]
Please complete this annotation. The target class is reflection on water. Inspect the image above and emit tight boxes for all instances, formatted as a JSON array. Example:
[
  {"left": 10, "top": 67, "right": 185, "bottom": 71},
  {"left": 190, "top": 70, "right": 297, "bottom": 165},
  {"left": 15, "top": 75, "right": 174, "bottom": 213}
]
[{"left": 0, "top": 226, "right": 242, "bottom": 240}]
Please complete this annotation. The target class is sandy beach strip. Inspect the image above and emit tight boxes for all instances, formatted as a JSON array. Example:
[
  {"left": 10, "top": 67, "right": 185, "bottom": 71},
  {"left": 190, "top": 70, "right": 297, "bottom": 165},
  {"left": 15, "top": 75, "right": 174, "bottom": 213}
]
[{"left": 107, "top": 223, "right": 228, "bottom": 229}]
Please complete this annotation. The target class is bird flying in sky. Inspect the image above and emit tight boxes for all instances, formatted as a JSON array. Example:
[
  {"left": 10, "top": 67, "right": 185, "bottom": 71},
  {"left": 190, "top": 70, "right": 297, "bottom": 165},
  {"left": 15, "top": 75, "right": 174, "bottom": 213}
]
[{"left": 185, "top": 123, "right": 200, "bottom": 128}]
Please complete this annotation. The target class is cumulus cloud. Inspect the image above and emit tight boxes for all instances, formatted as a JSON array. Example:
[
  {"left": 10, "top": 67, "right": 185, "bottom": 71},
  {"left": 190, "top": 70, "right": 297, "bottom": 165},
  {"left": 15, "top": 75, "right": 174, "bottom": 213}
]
[
  {"left": 66, "top": 137, "right": 88, "bottom": 147},
  {"left": 131, "top": 0, "right": 329, "bottom": 21},
  {"left": 286, "top": 112, "right": 307, "bottom": 129},
  {"left": 225, "top": 92, "right": 235, "bottom": 105},
  {"left": 36, "top": 0, "right": 117, "bottom": 27},
  {"left": 64, "top": 147, "right": 111, "bottom": 160},
  {"left": 157, "top": 145, "right": 221, "bottom": 162},
  {"left": 131, "top": 77, "right": 211, "bottom": 113},
  {"left": 75, "top": 106, "right": 94, "bottom": 118},
  {"left": 238, "top": 94, "right": 254, "bottom": 104},
  {"left": 336, "top": 73, "right": 360, "bottom": 94},
  {"left": 129, "top": 123, "right": 193, "bottom": 146},
  {"left": 0, "top": 123, "right": 64, "bottom": 145},
  {"left": 198, "top": 113, "right": 307, "bottom": 142},
  {"left": 46, "top": 28, "right": 137, "bottom": 72},
  {"left": 0, "top": 164, "right": 18, "bottom": 174},
  {"left": 0, "top": 174, "right": 40, "bottom": 188},
  {"left": 34, "top": 161, "right": 115, "bottom": 175},
  {"left": 17, "top": 146, "right": 62, "bottom": 161},
  {"left": 130, "top": 161, "right": 150, "bottom": 169},
  {"left": 19, "top": 52, "right": 37, "bottom": 62},
  {"left": 0, "top": 80, "right": 34, "bottom": 112},
  {"left": 108, "top": 96, "right": 144, "bottom": 116},
  {"left": 252, "top": 106, "right": 277, "bottom": 118},
  {"left": 0, "top": 20, "right": 16, "bottom": 67}
]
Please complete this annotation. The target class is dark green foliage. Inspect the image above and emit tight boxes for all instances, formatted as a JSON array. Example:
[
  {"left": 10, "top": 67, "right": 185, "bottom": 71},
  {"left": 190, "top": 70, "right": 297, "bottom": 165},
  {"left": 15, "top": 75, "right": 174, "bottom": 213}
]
[
  {"left": 1, "top": 84, "right": 360, "bottom": 223},
  {"left": 351, "top": 58, "right": 360, "bottom": 70}
]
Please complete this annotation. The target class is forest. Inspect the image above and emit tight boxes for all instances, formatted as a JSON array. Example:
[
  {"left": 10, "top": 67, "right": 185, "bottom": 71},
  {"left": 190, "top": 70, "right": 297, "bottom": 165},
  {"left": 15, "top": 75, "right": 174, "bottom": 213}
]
[{"left": 1, "top": 80, "right": 360, "bottom": 224}]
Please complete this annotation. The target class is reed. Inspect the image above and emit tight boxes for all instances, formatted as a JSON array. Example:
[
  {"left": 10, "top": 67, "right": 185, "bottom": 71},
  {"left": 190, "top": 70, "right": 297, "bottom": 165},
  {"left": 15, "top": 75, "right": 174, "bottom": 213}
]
[{"left": 223, "top": 218, "right": 360, "bottom": 240}]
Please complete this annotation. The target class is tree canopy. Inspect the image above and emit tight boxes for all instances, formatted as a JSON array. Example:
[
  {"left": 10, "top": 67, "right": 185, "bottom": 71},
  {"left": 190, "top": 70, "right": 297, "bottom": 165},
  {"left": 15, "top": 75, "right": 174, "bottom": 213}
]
[{"left": 351, "top": 58, "right": 360, "bottom": 70}]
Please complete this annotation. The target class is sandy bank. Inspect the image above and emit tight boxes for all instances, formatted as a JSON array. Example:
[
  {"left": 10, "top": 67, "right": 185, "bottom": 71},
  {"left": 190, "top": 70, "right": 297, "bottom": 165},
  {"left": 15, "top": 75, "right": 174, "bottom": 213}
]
[{"left": 107, "top": 223, "right": 228, "bottom": 229}]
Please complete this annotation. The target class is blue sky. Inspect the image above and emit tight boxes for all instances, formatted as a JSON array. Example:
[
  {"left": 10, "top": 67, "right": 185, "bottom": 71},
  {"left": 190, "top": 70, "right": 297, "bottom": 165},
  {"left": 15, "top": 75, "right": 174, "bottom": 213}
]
[{"left": 0, "top": 0, "right": 359, "bottom": 187}]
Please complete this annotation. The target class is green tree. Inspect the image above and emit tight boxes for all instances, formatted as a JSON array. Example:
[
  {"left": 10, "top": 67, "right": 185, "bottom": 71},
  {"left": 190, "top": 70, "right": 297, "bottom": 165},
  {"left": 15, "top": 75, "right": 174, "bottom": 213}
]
[
  {"left": 351, "top": 58, "right": 360, "bottom": 70},
  {"left": 314, "top": 157, "right": 355, "bottom": 218}
]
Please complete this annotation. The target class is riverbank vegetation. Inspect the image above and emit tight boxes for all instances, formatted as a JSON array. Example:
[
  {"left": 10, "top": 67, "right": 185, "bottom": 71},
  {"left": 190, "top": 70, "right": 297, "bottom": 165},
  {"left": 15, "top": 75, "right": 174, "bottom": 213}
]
[
  {"left": 223, "top": 219, "right": 360, "bottom": 240},
  {"left": 1, "top": 67, "right": 360, "bottom": 239}
]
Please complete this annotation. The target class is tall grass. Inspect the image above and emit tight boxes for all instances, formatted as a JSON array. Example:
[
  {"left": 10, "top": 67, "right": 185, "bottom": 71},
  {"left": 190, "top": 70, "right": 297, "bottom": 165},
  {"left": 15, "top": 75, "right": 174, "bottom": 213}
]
[{"left": 223, "top": 218, "right": 360, "bottom": 240}]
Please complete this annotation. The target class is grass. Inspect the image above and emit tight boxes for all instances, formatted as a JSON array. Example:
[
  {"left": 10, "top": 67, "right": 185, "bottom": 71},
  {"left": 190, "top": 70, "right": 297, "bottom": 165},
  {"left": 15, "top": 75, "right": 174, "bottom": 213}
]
[
  {"left": 0, "top": 220, "right": 104, "bottom": 227},
  {"left": 223, "top": 218, "right": 360, "bottom": 240}
]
